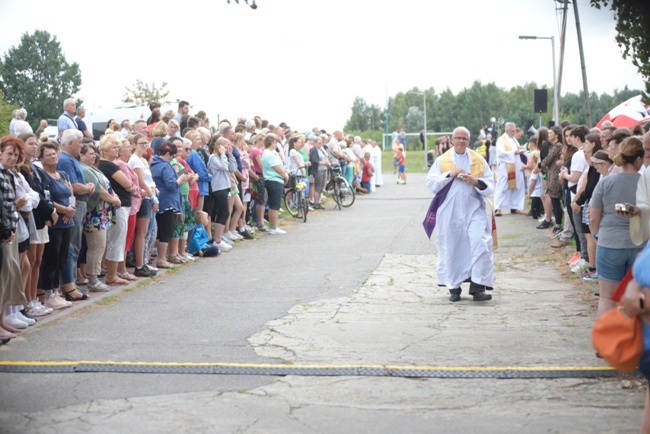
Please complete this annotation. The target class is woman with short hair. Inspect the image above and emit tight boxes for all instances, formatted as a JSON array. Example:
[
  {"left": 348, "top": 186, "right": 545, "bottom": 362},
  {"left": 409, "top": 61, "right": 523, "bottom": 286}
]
[
  {"left": 262, "top": 134, "right": 288, "bottom": 234},
  {"left": 79, "top": 142, "right": 118, "bottom": 292},
  {"left": 97, "top": 134, "right": 136, "bottom": 285},
  {"left": 150, "top": 141, "right": 191, "bottom": 268}
]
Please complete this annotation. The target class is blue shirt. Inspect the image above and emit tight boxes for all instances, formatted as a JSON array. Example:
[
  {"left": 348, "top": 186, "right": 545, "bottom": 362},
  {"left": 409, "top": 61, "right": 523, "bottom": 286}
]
[
  {"left": 46, "top": 172, "right": 74, "bottom": 229},
  {"left": 232, "top": 147, "right": 243, "bottom": 173},
  {"left": 186, "top": 150, "right": 212, "bottom": 196},
  {"left": 57, "top": 113, "right": 77, "bottom": 135},
  {"left": 57, "top": 151, "right": 87, "bottom": 200},
  {"left": 150, "top": 155, "right": 182, "bottom": 213}
]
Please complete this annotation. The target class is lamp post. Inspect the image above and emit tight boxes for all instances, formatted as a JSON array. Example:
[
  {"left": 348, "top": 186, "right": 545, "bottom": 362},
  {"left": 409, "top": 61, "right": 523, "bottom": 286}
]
[
  {"left": 519, "top": 35, "right": 559, "bottom": 126},
  {"left": 407, "top": 91, "right": 427, "bottom": 168}
]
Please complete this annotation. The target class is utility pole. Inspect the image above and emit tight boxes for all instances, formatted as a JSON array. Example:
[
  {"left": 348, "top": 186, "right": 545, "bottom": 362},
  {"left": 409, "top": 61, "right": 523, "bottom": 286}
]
[
  {"left": 556, "top": 0, "right": 569, "bottom": 120},
  {"left": 572, "top": 0, "right": 592, "bottom": 127}
]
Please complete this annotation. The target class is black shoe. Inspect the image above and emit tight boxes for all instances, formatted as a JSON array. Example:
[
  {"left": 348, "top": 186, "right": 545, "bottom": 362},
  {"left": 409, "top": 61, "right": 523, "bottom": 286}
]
[
  {"left": 449, "top": 293, "right": 461, "bottom": 302},
  {"left": 472, "top": 291, "right": 492, "bottom": 302},
  {"left": 238, "top": 229, "right": 254, "bottom": 240},
  {"left": 552, "top": 225, "right": 562, "bottom": 234},
  {"left": 134, "top": 266, "right": 154, "bottom": 278},
  {"left": 536, "top": 220, "right": 553, "bottom": 229}
]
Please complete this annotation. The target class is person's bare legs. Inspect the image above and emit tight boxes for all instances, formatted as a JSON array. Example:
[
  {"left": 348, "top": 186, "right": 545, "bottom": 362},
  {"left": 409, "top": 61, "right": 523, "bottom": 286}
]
[
  {"left": 268, "top": 209, "right": 279, "bottom": 229},
  {"left": 214, "top": 222, "right": 226, "bottom": 243},
  {"left": 156, "top": 241, "right": 172, "bottom": 268},
  {"left": 585, "top": 234, "right": 596, "bottom": 270},
  {"left": 641, "top": 390, "right": 650, "bottom": 434},
  {"left": 541, "top": 192, "right": 553, "bottom": 222},
  {"left": 19, "top": 251, "right": 30, "bottom": 298},
  {"left": 256, "top": 204, "right": 265, "bottom": 227},
  {"left": 229, "top": 195, "right": 244, "bottom": 233},
  {"left": 597, "top": 279, "right": 619, "bottom": 316},
  {"left": 134, "top": 217, "right": 149, "bottom": 268},
  {"left": 168, "top": 237, "right": 180, "bottom": 261},
  {"left": 27, "top": 244, "right": 44, "bottom": 303}
]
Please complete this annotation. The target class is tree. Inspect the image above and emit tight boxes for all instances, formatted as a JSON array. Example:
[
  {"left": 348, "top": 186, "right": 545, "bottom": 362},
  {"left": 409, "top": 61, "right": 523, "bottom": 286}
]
[
  {"left": 590, "top": 0, "right": 650, "bottom": 97},
  {"left": 123, "top": 80, "right": 170, "bottom": 106},
  {"left": 0, "top": 90, "right": 18, "bottom": 137},
  {"left": 0, "top": 30, "right": 81, "bottom": 129}
]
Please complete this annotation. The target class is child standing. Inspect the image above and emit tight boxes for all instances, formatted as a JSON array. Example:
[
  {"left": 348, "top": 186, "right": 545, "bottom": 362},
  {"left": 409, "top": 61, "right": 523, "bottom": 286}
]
[
  {"left": 527, "top": 150, "right": 543, "bottom": 219},
  {"left": 396, "top": 145, "right": 406, "bottom": 185}
]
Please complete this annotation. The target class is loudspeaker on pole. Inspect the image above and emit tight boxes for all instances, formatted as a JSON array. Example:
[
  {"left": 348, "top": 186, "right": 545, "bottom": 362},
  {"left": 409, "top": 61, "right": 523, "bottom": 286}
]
[{"left": 534, "top": 89, "right": 548, "bottom": 113}]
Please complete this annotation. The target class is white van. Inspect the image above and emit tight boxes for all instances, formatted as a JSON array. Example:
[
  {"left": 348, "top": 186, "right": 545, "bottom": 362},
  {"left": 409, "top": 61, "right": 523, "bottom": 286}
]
[{"left": 82, "top": 102, "right": 178, "bottom": 139}]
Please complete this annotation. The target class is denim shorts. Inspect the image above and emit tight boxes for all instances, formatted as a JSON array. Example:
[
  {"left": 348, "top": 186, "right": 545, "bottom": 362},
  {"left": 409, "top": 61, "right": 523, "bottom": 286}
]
[
  {"left": 137, "top": 198, "right": 152, "bottom": 218},
  {"left": 596, "top": 245, "right": 644, "bottom": 282}
]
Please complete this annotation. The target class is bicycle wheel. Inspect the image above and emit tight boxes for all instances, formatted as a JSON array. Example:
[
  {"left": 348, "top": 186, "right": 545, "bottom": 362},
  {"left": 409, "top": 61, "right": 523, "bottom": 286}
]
[
  {"left": 339, "top": 179, "right": 356, "bottom": 208},
  {"left": 300, "top": 192, "right": 308, "bottom": 222},
  {"left": 283, "top": 189, "right": 299, "bottom": 217},
  {"left": 333, "top": 182, "right": 342, "bottom": 210}
]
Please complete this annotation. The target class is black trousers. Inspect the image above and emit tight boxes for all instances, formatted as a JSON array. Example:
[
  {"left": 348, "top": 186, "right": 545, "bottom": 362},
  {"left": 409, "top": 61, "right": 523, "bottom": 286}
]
[
  {"left": 39, "top": 227, "right": 72, "bottom": 291},
  {"left": 551, "top": 197, "right": 563, "bottom": 226}
]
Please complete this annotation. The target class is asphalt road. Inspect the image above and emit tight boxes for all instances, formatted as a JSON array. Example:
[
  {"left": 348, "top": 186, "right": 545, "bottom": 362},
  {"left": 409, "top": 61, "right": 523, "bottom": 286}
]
[{"left": 0, "top": 172, "right": 434, "bottom": 414}]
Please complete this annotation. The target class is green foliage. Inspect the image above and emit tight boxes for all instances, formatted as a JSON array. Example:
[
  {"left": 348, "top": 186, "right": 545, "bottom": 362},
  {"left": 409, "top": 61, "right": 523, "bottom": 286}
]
[
  {"left": 123, "top": 80, "right": 170, "bottom": 106},
  {"left": 342, "top": 129, "right": 383, "bottom": 144},
  {"left": 0, "top": 89, "right": 18, "bottom": 137},
  {"left": 344, "top": 97, "right": 385, "bottom": 131},
  {"left": 590, "top": 0, "right": 650, "bottom": 97},
  {"left": 347, "top": 82, "right": 644, "bottom": 140},
  {"left": 0, "top": 30, "right": 82, "bottom": 130}
]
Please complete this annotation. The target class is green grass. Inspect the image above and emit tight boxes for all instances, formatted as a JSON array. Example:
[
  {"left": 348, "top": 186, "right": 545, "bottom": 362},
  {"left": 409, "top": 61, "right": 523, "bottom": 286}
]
[{"left": 381, "top": 150, "right": 431, "bottom": 174}]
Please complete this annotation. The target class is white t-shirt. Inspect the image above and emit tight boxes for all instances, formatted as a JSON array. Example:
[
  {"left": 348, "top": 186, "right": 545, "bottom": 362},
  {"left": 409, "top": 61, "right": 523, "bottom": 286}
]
[
  {"left": 288, "top": 148, "right": 304, "bottom": 175},
  {"left": 569, "top": 148, "right": 588, "bottom": 189},
  {"left": 128, "top": 154, "right": 155, "bottom": 191},
  {"left": 530, "top": 172, "right": 542, "bottom": 197}
]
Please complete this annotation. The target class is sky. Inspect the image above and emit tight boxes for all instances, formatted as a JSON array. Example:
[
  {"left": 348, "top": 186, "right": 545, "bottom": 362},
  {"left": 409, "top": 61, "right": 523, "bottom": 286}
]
[{"left": 0, "top": 0, "right": 645, "bottom": 133}]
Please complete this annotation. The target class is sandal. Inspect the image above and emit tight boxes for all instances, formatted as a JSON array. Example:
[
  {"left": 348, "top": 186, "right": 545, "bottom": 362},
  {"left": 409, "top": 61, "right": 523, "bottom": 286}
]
[
  {"left": 117, "top": 272, "right": 139, "bottom": 281},
  {"left": 105, "top": 275, "right": 129, "bottom": 285},
  {"left": 167, "top": 256, "right": 186, "bottom": 264},
  {"left": 156, "top": 262, "right": 176, "bottom": 269},
  {"left": 64, "top": 288, "right": 89, "bottom": 302}
]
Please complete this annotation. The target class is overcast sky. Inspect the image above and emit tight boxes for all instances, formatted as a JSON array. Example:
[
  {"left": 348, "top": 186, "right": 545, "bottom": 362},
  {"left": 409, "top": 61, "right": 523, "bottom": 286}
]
[{"left": 0, "top": 0, "right": 644, "bottom": 132}]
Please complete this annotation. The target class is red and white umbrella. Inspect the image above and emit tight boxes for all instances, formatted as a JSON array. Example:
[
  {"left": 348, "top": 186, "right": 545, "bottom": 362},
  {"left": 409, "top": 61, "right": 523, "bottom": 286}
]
[{"left": 596, "top": 94, "right": 650, "bottom": 129}]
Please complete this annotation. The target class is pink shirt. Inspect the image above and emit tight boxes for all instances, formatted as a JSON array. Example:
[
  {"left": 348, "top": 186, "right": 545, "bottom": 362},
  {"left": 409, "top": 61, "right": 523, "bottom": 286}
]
[
  {"left": 116, "top": 159, "right": 142, "bottom": 215},
  {"left": 251, "top": 148, "right": 263, "bottom": 175}
]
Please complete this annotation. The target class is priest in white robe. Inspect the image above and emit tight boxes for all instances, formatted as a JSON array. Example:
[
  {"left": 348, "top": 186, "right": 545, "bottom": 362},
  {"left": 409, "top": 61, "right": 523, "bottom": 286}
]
[
  {"left": 494, "top": 122, "right": 526, "bottom": 215},
  {"left": 426, "top": 126, "right": 495, "bottom": 302},
  {"left": 370, "top": 140, "right": 383, "bottom": 187}
]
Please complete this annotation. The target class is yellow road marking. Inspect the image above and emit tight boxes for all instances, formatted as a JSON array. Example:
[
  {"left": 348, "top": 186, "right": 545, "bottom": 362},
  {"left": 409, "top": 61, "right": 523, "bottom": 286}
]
[{"left": 0, "top": 361, "right": 615, "bottom": 371}]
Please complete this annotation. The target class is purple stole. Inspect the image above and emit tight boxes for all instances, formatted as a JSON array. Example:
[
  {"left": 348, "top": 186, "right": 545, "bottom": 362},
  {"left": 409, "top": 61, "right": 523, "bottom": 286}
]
[{"left": 422, "top": 179, "right": 454, "bottom": 239}]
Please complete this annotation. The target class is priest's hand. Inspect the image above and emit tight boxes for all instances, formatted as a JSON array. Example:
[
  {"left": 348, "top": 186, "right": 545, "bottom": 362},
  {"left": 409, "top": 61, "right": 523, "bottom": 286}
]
[
  {"left": 462, "top": 174, "right": 479, "bottom": 187},
  {"left": 450, "top": 168, "right": 465, "bottom": 178}
]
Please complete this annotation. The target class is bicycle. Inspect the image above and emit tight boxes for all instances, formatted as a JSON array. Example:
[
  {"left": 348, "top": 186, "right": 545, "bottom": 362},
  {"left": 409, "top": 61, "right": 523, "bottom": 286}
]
[
  {"left": 325, "top": 164, "right": 355, "bottom": 210},
  {"left": 283, "top": 168, "right": 309, "bottom": 222}
]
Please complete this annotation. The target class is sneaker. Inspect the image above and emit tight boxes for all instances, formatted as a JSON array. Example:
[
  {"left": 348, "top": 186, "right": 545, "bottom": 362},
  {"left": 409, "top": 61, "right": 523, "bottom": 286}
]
[
  {"left": 571, "top": 259, "right": 589, "bottom": 274},
  {"left": 88, "top": 281, "right": 111, "bottom": 292},
  {"left": 267, "top": 227, "right": 287, "bottom": 235},
  {"left": 33, "top": 300, "right": 53, "bottom": 315},
  {"left": 184, "top": 254, "right": 196, "bottom": 261},
  {"left": 215, "top": 240, "right": 232, "bottom": 251},
  {"left": 221, "top": 235, "right": 233, "bottom": 245},
  {"left": 567, "top": 252, "right": 581, "bottom": 265},
  {"left": 15, "top": 310, "right": 36, "bottom": 326},
  {"left": 133, "top": 266, "right": 155, "bottom": 278},
  {"left": 256, "top": 222, "right": 268, "bottom": 232},
  {"left": 228, "top": 231, "right": 243, "bottom": 240},
  {"left": 25, "top": 301, "right": 52, "bottom": 317},
  {"left": 536, "top": 220, "right": 553, "bottom": 229},
  {"left": 245, "top": 224, "right": 256, "bottom": 233},
  {"left": 237, "top": 228, "right": 254, "bottom": 240},
  {"left": 5, "top": 314, "right": 28, "bottom": 329},
  {"left": 582, "top": 270, "right": 598, "bottom": 281},
  {"left": 44, "top": 294, "right": 70, "bottom": 310}
]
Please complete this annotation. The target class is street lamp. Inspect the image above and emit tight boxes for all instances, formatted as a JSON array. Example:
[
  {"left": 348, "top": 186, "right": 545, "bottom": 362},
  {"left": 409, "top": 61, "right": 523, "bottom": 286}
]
[
  {"left": 519, "top": 35, "right": 559, "bottom": 126},
  {"left": 407, "top": 91, "right": 427, "bottom": 168}
]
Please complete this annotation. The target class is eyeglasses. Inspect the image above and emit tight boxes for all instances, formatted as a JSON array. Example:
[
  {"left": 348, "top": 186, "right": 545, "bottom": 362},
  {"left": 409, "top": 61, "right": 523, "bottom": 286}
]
[{"left": 453, "top": 137, "right": 469, "bottom": 141}]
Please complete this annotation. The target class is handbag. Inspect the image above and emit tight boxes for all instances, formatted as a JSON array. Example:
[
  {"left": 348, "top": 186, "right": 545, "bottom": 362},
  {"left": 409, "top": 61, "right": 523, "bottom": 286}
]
[
  {"left": 592, "top": 307, "right": 643, "bottom": 372},
  {"left": 173, "top": 212, "right": 184, "bottom": 226}
]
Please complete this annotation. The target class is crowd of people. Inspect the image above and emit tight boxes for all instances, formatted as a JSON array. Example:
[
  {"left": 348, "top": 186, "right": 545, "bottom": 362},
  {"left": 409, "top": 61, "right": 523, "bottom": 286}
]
[{"left": 0, "top": 99, "right": 389, "bottom": 344}]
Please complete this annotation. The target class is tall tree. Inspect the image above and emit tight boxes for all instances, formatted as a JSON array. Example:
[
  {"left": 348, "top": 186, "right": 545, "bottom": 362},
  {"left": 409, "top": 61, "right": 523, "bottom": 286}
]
[
  {"left": 123, "top": 80, "right": 170, "bottom": 106},
  {"left": 590, "top": 0, "right": 650, "bottom": 96},
  {"left": 0, "top": 30, "right": 81, "bottom": 129}
]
